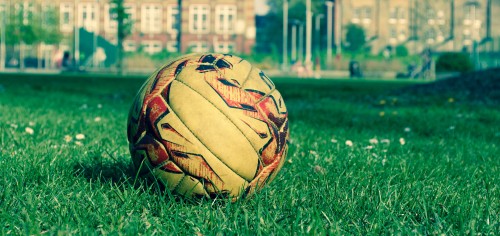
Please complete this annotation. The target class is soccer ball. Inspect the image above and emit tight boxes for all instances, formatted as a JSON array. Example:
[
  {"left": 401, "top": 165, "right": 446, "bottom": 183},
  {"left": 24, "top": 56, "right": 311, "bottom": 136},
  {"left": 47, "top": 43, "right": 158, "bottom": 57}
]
[{"left": 127, "top": 53, "right": 289, "bottom": 201}]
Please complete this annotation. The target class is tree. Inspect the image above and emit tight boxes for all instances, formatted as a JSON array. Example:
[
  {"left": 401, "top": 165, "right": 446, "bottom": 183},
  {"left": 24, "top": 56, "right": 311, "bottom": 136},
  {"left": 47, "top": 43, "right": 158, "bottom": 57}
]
[
  {"left": 110, "top": 0, "right": 132, "bottom": 74},
  {"left": 4, "top": 3, "right": 41, "bottom": 69},
  {"left": 39, "top": 6, "right": 62, "bottom": 45},
  {"left": 344, "top": 24, "right": 366, "bottom": 52},
  {"left": 261, "top": 0, "right": 326, "bottom": 54}
]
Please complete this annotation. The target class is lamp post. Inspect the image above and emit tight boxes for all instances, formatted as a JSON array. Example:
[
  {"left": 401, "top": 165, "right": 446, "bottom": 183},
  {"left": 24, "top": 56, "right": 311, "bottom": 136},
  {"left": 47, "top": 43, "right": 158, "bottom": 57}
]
[
  {"left": 282, "top": 0, "right": 288, "bottom": 70},
  {"left": 291, "top": 19, "right": 302, "bottom": 64},
  {"left": 315, "top": 14, "right": 324, "bottom": 64},
  {"left": 0, "top": 0, "right": 6, "bottom": 70},
  {"left": 325, "top": 0, "right": 333, "bottom": 69},
  {"left": 291, "top": 21, "right": 297, "bottom": 63},
  {"left": 74, "top": 0, "right": 80, "bottom": 68},
  {"left": 334, "top": 0, "right": 342, "bottom": 60},
  {"left": 298, "top": 22, "right": 304, "bottom": 64},
  {"left": 93, "top": 0, "right": 99, "bottom": 68},
  {"left": 305, "top": 0, "right": 312, "bottom": 67}
]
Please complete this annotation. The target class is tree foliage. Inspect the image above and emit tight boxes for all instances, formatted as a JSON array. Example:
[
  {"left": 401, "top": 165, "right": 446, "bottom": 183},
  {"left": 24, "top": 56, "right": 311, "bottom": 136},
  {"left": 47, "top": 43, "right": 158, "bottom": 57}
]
[
  {"left": 436, "top": 52, "right": 474, "bottom": 73},
  {"left": 344, "top": 24, "right": 366, "bottom": 52},
  {"left": 261, "top": 0, "right": 327, "bottom": 54},
  {"left": 39, "top": 6, "right": 63, "bottom": 45},
  {"left": 4, "top": 3, "right": 62, "bottom": 46}
]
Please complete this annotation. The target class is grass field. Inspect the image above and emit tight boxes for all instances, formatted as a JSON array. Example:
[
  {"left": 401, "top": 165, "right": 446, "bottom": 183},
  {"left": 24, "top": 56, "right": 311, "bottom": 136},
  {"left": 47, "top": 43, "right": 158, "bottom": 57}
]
[{"left": 0, "top": 73, "right": 498, "bottom": 234}]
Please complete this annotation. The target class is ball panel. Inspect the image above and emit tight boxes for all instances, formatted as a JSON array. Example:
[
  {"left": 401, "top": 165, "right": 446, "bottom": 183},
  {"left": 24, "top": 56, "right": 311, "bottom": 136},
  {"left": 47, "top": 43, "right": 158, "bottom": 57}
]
[
  {"left": 175, "top": 176, "right": 209, "bottom": 198},
  {"left": 168, "top": 80, "right": 260, "bottom": 182},
  {"left": 241, "top": 69, "right": 275, "bottom": 95},
  {"left": 210, "top": 55, "right": 254, "bottom": 86},
  {"left": 152, "top": 95, "right": 250, "bottom": 197},
  {"left": 245, "top": 145, "right": 287, "bottom": 196},
  {"left": 153, "top": 164, "right": 185, "bottom": 190},
  {"left": 175, "top": 65, "right": 273, "bottom": 155}
]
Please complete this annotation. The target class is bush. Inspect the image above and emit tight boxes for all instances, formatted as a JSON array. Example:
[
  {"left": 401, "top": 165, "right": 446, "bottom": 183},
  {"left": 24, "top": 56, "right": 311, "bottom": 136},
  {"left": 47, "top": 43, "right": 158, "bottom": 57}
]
[
  {"left": 436, "top": 52, "right": 474, "bottom": 73},
  {"left": 395, "top": 45, "right": 409, "bottom": 57},
  {"left": 344, "top": 24, "right": 366, "bottom": 52}
]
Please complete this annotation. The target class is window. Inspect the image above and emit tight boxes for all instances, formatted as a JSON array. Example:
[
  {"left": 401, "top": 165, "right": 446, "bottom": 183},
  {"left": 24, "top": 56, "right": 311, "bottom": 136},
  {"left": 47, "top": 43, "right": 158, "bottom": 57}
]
[
  {"left": 167, "top": 5, "right": 179, "bottom": 33},
  {"left": 351, "top": 8, "right": 361, "bottom": 24},
  {"left": 215, "top": 42, "right": 235, "bottom": 53},
  {"left": 215, "top": 5, "right": 236, "bottom": 34},
  {"left": 189, "top": 5, "right": 210, "bottom": 34},
  {"left": 78, "top": 3, "right": 99, "bottom": 32},
  {"left": 398, "top": 30, "right": 407, "bottom": 41},
  {"left": 463, "top": 2, "right": 481, "bottom": 41},
  {"left": 141, "top": 41, "right": 163, "bottom": 54},
  {"left": 362, "top": 7, "right": 372, "bottom": 25},
  {"left": 352, "top": 7, "right": 372, "bottom": 25},
  {"left": 124, "top": 40, "right": 136, "bottom": 52},
  {"left": 427, "top": 8, "right": 436, "bottom": 25},
  {"left": 105, "top": 4, "right": 136, "bottom": 33},
  {"left": 15, "top": 2, "right": 35, "bottom": 25},
  {"left": 389, "top": 8, "right": 397, "bottom": 24},
  {"left": 463, "top": 3, "right": 478, "bottom": 26},
  {"left": 141, "top": 4, "right": 162, "bottom": 34},
  {"left": 389, "top": 7, "right": 406, "bottom": 24},
  {"left": 166, "top": 41, "right": 178, "bottom": 52},
  {"left": 105, "top": 4, "right": 117, "bottom": 32},
  {"left": 437, "top": 10, "right": 445, "bottom": 25},
  {"left": 425, "top": 28, "right": 436, "bottom": 44},
  {"left": 188, "top": 41, "right": 209, "bottom": 53},
  {"left": 41, "top": 3, "right": 57, "bottom": 27},
  {"left": 60, "top": 3, "right": 74, "bottom": 32}
]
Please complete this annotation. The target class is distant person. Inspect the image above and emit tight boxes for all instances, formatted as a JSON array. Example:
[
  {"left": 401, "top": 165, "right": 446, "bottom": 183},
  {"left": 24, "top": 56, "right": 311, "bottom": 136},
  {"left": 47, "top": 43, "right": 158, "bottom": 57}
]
[
  {"left": 383, "top": 46, "right": 392, "bottom": 61},
  {"left": 291, "top": 61, "right": 306, "bottom": 78},
  {"left": 349, "top": 59, "right": 362, "bottom": 78},
  {"left": 61, "top": 51, "right": 73, "bottom": 71}
]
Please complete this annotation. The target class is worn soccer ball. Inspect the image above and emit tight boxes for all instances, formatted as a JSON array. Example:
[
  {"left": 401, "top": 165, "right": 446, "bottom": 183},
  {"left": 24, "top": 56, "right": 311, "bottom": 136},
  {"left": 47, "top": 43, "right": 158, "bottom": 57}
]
[{"left": 127, "top": 53, "right": 289, "bottom": 201}]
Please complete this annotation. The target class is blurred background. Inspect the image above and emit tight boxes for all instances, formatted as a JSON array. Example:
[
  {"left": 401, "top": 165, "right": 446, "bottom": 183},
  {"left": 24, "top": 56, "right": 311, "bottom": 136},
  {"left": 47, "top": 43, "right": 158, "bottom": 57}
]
[{"left": 0, "top": 0, "right": 499, "bottom": 79}]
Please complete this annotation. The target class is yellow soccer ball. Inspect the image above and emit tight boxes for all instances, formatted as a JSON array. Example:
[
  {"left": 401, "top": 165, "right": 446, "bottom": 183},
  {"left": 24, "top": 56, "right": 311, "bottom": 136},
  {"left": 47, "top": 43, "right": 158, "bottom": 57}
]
[{"left": 127, "top": 53, "right": 289, "bottom": 201}]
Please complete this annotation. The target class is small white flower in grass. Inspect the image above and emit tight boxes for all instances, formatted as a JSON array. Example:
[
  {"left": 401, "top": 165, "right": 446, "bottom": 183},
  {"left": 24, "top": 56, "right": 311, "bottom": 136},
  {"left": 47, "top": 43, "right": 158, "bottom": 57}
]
[
  {"left": 404, "top": 127, "right": 411, "bottom": 132},
  {"left": 10, "top": 123, "right": 18, "bottom": 129},
  {"left": 381, "top": 139, "right": 390, "bottom": 144},
  {"left": 369, "top": 138, "right": 379, "bottom": 145},
  {"left": 314, "top": 165, "right": 326, "bottom": 175},
  {"left": 364, "top": 145, "right": 374, "bottom": 150},
  {"left": 74, "top": 141, "right": 83, "bottom": 146},
  {"left": 345, "top": 140, "right": 353, "bottom": 147},
  {"left": 29, "top": 121, "right": 35, "bottom": 126},
  {"left": 75, "top": 134, "right": 85, "bottom": 140},
  {"left": 97, "top": 104, "right": 103, "bottom": 109},
  {"left": 64, "top": 135, "right": 72, "bottom": 142},
  {"left": 330, "top": 138, "right": 338, "bottom": 143},
  {"left": 287, "top": 159, "right": 293, "bottom": 164},
  {"left": 94, "top": 117, "right": 102, "bottom": 122},
  {"left": 399, "top": 138, "right": 406, "bottom": 145},
  {"left": 25, "top": 127, "right": 34, "bottom": 135}
]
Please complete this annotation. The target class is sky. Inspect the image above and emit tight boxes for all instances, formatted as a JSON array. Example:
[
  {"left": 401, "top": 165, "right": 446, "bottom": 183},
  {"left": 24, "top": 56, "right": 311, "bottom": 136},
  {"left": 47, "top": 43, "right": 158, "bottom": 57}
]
[{"left": 255, "top": 0, "right": 270, "bottom": 15}]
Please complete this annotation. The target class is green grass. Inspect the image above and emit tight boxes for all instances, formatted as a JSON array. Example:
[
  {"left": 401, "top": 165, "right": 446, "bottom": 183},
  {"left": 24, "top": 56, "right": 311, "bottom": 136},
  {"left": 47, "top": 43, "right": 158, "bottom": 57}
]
[{"left": 0, "top": 74, "right": 498, "bottom": 234}]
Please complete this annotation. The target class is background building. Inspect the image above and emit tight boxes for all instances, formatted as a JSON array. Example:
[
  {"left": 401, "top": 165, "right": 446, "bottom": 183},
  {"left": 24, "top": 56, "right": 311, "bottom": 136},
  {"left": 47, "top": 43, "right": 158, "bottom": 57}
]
[
  {"left": 0, "top": 0, "right": 256, "bottom": 69},
  {"left": 341, "top": 0, "right": 499, "bottom": 54}
]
